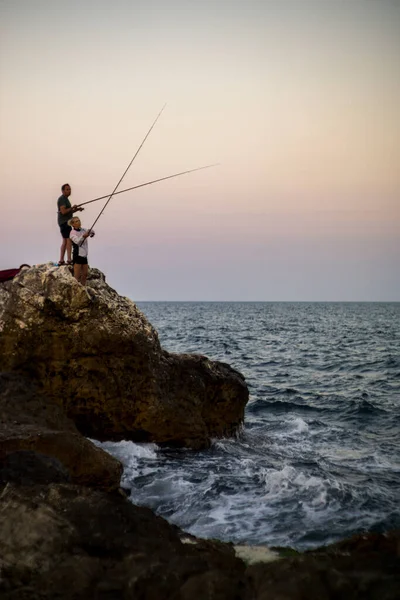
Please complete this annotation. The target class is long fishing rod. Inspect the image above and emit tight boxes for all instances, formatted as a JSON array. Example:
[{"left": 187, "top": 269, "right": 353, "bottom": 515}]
[
  {"left": 77, "top": 163, "right": 219, "bottom": 209},
  {"left": 86, "top": 104, "right": 166, "bottom": 233}
]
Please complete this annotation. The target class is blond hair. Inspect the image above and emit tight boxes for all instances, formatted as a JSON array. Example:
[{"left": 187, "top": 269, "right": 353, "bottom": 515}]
[{"left": 68, "top": 217, "right": 79, "bottom": 227}]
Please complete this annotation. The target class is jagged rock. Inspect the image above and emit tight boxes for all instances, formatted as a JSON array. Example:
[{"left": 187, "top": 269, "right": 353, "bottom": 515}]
[
  {"left": 0, "top": 483, "right": 246, "bottom": 599},
  {"left": 0, "top": 264, "right": 248, "bottom": 449},
  {"left": 0, "top": 372, "right": 122, "bottom": 491}
]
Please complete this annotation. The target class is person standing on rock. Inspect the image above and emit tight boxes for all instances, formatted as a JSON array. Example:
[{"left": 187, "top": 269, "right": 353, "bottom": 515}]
[
  {"left": 68, "top": 216, "right": 95, "bottom": 286},
  {"left": 57, "top": 184, "right": 84, "bottom": 265}
]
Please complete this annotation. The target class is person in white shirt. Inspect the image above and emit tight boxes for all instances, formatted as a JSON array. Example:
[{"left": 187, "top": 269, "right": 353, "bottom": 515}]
[{"left": 68, "top": 217, "right": 95, "bottom": 286}]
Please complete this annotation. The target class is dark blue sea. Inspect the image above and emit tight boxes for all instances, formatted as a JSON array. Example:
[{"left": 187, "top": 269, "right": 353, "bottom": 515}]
[{"left": 99, "top": 302, "right": 400, "bottom": 550}]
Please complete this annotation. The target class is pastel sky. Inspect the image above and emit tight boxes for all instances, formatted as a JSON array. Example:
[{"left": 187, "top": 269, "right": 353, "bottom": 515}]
[{"left": 1, "top": 0, "right": 399, "bottom": 300}]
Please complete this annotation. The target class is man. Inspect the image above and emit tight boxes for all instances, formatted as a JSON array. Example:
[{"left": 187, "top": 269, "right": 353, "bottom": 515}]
[{"left": 57, "top": 183, "right": 84, "bottom": 265}]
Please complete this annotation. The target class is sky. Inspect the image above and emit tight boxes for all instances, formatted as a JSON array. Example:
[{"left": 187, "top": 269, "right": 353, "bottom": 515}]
[{"left": 1, "top": 0, "right": 399, "bottom": 300}]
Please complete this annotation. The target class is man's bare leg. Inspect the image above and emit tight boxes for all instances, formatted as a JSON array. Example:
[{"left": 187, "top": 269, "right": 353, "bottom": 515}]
[
  {"left": 59, "top": 238, "right": 67, "bottom": 263},
  {"left": 66, "top": 239, "right": 72, "bottom": 263}
]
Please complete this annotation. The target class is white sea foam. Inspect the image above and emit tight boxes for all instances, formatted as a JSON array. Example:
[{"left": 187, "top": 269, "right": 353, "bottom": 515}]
[
  {"left": 93, "top": 439, "right": 158, "bottom": 482},
  {"left": 94, "top": 439, "right": 158, "bottom": 460},
  {"left": 258, "top": 465, "right": 329, "bottom": 510},
  {"left": 287, "top": 416, "right": 309, "bottom": 434}
]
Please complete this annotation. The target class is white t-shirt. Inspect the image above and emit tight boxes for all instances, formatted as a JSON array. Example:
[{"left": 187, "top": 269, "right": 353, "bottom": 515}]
[{"left": 70, "top": 228, "right": 92, "bottom": 258}]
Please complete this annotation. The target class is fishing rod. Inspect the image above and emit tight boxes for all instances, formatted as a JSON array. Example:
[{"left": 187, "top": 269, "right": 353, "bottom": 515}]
[
  {"left": 76, "top": 163, "right": 219, "bottom": 209},
  {"left": 86, "top": 104, "right": 166, "bottom": 234}
]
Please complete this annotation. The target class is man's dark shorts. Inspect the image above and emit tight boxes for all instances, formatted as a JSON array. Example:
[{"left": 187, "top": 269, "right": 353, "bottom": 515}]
[
  {"left": 60, "top": 223, "right": 72, "bottom": 239},
  {"left": 73, "top": 256, "right": 88, "bottom": 265}
]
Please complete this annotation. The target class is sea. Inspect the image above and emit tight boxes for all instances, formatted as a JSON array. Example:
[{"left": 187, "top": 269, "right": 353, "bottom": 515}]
[{"left": 98, "top": 302, "right": 400, "bottom": 550}]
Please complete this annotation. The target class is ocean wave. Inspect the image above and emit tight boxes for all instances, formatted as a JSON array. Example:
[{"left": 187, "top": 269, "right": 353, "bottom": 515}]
[
  {"left": 130, "top": 301, "right": 400, "bottom": 549},
  {"left": 250, "top": 399, "right": 322, "bottom": 413}
]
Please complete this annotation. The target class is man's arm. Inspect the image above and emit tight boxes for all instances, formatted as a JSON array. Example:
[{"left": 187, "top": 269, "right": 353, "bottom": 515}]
[{"left": 59, "top": 204, "right": 84, "bottom": 215}]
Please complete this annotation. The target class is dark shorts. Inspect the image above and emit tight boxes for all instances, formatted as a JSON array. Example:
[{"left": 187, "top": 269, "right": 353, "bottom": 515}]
[
  {"left": 60, "top": 223, "right": 72, "bottom": 239},
  {"left": 73, "top": 256, "right": 88, "bottom": 265}
]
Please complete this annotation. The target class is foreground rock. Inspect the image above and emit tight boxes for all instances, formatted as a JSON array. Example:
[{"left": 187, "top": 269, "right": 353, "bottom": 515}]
[
  {"left": 0, "top": 264, "right": 248, "bottom": 449},
  {"left": 0, "top": 483, "right": 246, "bottom": 599},
  {"left": 0, "top": 372, "right": 122, "bottom": 491},
  {"left": 0, "top": 481, "right": 399, "bottom": 599}
]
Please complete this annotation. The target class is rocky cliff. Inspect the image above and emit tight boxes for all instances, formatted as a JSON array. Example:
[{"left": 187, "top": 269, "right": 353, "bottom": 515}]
[{"left": 0, "top": 264, "right": 248, "bottom": 449}]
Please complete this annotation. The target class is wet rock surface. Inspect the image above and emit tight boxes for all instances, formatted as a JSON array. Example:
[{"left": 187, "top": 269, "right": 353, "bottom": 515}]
[{"left": 0, "top": 264, "right": 248, "bottom": 449}]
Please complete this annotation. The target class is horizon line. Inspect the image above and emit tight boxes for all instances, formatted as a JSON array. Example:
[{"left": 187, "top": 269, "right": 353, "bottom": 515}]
[{"left": 134, "top": 299, "right": 400, "bottom": 303}]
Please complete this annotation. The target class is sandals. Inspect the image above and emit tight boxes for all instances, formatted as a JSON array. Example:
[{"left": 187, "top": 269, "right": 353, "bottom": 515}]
[
  {"left": 67, "top": 260, "right": 73, "bottom": 265},
  {"left": 58, "top": 260, "right": 65, "bottom": 266}
]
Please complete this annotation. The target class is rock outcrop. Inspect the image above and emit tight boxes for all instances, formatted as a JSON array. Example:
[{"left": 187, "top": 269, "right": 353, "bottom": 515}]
[
  {"left": 0, "top": 483, "right": 247, "bottom": 599},
  {"left": 0, "top": 480, "right": 399, "bottom": 599},
  {"left": 0, "top": 264, "right": 248, "bottom": 449},
  {"left": 0, "top": 372, "right": 122, "bottom": 491}
]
